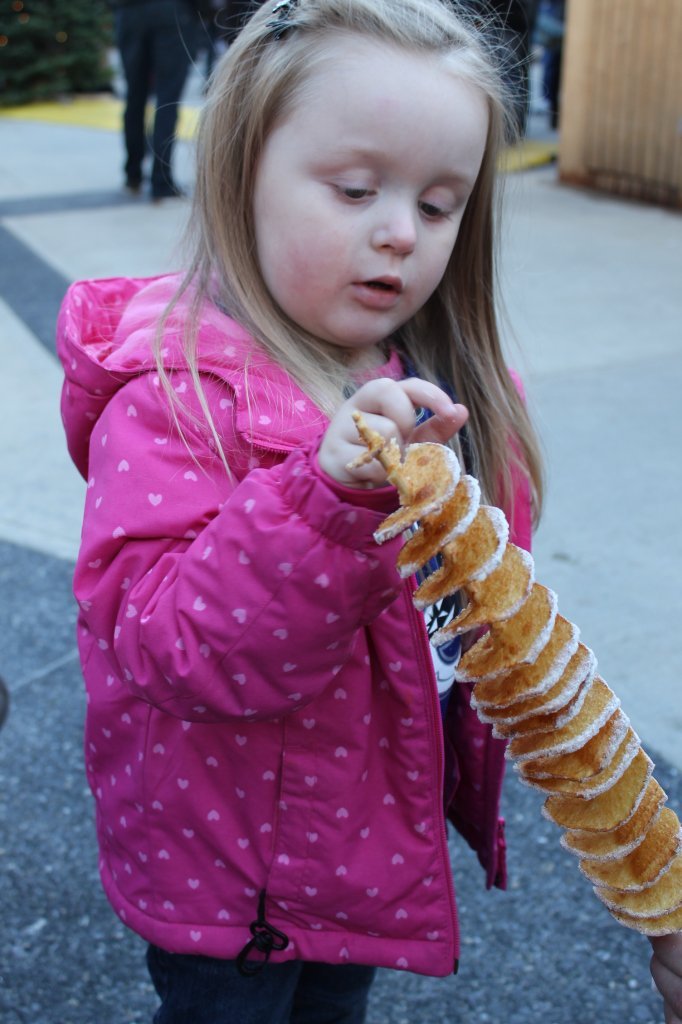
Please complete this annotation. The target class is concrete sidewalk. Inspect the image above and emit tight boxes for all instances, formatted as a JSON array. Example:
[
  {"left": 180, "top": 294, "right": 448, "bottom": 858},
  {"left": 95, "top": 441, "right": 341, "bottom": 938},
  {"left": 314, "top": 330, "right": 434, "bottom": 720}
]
[{"left": 1, "top": 66, "right": 681, "bottom": 1024}]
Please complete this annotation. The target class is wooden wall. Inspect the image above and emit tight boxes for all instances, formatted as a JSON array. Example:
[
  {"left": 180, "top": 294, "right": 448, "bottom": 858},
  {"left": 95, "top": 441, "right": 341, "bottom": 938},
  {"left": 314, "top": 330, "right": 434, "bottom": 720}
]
[{"left": 559, "top": 0, "right": 682, "bottom": 207}]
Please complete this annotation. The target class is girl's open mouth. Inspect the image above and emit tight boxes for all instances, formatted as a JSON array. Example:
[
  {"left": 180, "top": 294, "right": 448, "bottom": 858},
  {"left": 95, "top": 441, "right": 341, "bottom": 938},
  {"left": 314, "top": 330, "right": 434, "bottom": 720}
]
[
  {"left": 362, "top": 277, "right": 403, "bottom": 294},
  {"left": 353, "top": 279, "right": 404, "bottom": 310}
]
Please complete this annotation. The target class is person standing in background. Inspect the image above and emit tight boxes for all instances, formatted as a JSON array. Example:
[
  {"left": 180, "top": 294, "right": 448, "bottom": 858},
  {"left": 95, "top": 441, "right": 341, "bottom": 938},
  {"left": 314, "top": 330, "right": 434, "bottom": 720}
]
[
  {"left": 461, "top": 0, "right": 539, "bottom": 135},
  {"left": 536, "top": 0, "right": 565, "bottom": 129},
  {"left": 196, "top": 2, "right": 231, "bottom": 79},
  {"left": 112, "top": 0, "right": 199, "bottom": 200}
]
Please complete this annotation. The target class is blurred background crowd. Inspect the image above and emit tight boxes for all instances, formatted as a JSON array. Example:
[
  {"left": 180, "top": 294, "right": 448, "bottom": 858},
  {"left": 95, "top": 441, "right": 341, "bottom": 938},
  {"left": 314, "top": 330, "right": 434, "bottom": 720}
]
[
  {"left": 0, "top": 1, "right": 566, "bottom": 129},
  {"left": 0, "top": 1, "right": 567, "bottom": 204}
]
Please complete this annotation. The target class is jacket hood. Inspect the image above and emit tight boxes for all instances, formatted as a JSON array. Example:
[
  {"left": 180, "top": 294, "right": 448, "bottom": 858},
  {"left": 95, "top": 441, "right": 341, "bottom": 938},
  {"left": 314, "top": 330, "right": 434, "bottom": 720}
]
[{"left": 57, "top": 274, "right": 327, "bottom": 480}]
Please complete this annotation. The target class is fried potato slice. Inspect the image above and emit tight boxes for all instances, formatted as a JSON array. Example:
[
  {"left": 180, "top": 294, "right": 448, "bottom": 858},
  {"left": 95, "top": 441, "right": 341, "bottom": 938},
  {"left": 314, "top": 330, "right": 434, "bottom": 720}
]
[
  {"left": 521, "top": 706, "right": 630, "bottom": 781},
  {"left": 491, "top": 651, "right": 597, "bottom": 740},
  {"left": 542, "top": 747, "right": 653, "bottom": 832},
  {"left": 397, "top": 475, "right": 480, "bottom": 577},
  {"left": 471, "top": 615, "right": 580, "bottom": 710},
  {"left": 609, "top": 902, "right": 682, "bottom": 936},
  {"left": 561, "top": 778, "right": 667, "bottom": 862},
  {"left": 435, "top": 543, "right": 535, "bottom": 641},
  {"left": 594, "top": 851, "right": 682, "bottom": 918},
  {"left": 373, "top": 441, "right": 461, "bottom": 543},
  {"left": 580, "top": 807, "right": 682, "bottom": 892},
  {"left": 519, "top": 727, "right": 640, "bottom": 798},
  {"left": 478, "top": 642, "right": 595, "bottom": 731},
  {"left": 412, "top": 505, "right": 508, "bottom": 610},
  {"left": 507, "top": 677, "right": 620, "bottom": 764},
  {"left": 454, "top": 582, "right": 557, "bottom": 679}
]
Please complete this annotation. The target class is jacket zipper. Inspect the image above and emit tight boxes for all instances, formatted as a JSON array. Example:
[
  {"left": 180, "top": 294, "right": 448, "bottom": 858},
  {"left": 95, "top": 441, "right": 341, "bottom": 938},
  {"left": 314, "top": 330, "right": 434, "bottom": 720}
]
[
  {"left": 232, "top": 423, "right": 460, "bottom": 968},
  {"left": 404, "top": 584, "right": 460, "bottom": 972},
  {"left": 247, "top": 433, "right": 297, "bottom": 455}
]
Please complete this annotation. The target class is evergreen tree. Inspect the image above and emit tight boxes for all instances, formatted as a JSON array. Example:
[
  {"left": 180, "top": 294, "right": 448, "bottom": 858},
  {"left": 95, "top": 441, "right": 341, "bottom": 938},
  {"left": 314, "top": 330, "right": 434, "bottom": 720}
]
[{"left": 0, "top": 0, "right": 113, "bottom": 106}]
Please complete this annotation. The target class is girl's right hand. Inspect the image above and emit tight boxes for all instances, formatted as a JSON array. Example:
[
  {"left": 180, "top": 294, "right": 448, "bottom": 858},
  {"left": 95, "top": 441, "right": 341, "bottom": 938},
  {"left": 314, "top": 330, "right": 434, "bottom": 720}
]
[{"left": 318, "top": 376, "right": 468, "bottom": 488}]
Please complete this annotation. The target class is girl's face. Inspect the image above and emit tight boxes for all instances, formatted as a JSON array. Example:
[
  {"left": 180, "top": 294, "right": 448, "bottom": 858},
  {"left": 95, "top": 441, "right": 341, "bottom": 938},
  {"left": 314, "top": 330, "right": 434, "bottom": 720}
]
[{"left": 253, "top": 36, "right": 489, "bottom": 368}]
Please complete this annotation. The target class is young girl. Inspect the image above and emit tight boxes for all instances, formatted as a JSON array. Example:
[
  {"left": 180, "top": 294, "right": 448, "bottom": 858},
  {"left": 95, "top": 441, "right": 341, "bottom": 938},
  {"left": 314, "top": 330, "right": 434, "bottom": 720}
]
[{"left": 57, "top": 1, "right": 681, "bottom": 1021}]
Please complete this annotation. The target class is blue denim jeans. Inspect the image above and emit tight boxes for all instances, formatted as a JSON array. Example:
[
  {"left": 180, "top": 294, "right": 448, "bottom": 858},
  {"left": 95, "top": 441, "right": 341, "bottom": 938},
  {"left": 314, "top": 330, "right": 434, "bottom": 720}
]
[{"left": 146, "top": 945, "right": 377, "bottom": 1023}]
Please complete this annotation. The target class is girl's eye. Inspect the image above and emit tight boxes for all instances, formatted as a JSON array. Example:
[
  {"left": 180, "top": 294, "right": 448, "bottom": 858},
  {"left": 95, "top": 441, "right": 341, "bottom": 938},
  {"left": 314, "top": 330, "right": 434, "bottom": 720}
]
[
  {"left": 419, "top": 200, "right": 450, "bottom": 220},
  {"left": 342, "top": 187, "right": 370, "bottom": 200}
]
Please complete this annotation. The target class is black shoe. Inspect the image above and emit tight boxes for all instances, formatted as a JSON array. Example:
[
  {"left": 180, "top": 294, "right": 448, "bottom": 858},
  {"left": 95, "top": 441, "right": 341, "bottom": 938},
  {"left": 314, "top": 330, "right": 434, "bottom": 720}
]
[{"left": 125, "top": 177, "right": 142, "bottom": 195}]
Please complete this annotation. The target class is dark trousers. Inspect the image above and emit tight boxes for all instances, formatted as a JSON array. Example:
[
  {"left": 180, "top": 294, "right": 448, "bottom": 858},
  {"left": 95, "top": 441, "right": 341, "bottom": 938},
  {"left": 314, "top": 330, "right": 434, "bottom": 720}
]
[
  {"left": 220, "top": 0, "right": 262, "bottom": 44},
  {"left": 461, "top": 0, "right": 539, "bottom": 135},
  {"left": 147, "top": 945, "right": 377, "bottom": 1023},
  {"left": 115, "top": 0, "right": 198, "bottom": 195}
]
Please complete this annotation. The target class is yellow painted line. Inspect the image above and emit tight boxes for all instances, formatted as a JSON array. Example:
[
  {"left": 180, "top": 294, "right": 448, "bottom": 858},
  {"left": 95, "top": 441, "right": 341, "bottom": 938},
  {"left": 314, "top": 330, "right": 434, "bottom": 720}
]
[
  {"left": 1, "top": 95, "right": 555, "bottom": 170},
  {"left": 0, "top": 95, "right": 200, "bottom": 141},
  {"left": 501, "top": 138, "right": 558, "bottom": 173}
]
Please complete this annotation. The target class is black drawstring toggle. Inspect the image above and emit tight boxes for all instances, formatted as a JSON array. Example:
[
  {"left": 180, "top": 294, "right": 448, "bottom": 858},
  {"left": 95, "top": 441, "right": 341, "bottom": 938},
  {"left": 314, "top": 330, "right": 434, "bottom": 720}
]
[{"left": 236, "top": 889, "right": 289, "bottom": 976}]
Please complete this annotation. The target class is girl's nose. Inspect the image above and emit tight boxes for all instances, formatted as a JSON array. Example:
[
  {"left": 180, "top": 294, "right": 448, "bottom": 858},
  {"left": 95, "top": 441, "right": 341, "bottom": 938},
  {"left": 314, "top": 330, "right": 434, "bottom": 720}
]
[{"left": 371, "top": 205, "right": 417, "bottom": 255}]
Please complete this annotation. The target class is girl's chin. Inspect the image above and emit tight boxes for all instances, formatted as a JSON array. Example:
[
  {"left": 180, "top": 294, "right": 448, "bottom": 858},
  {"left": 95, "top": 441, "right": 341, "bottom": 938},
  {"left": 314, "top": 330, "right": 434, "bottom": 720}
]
[
  {"left": 322, "top": 325, "right": 403, "bottom": 364},
  {"left": 335, "top": 343, "right": 390, "bottom": 371}
]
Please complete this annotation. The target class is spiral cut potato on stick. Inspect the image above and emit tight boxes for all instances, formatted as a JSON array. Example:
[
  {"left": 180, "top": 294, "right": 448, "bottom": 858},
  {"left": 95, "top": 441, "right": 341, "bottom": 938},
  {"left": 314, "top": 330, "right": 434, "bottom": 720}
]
[{"left": 352, "top": 412, "right": 682, "bottom": 937}]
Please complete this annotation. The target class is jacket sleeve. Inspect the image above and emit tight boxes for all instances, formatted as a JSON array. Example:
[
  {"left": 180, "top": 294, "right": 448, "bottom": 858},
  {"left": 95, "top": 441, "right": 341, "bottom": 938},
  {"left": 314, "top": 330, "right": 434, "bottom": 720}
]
[{"left": 76, "top": 372, "right": 402, "bottom": 722}]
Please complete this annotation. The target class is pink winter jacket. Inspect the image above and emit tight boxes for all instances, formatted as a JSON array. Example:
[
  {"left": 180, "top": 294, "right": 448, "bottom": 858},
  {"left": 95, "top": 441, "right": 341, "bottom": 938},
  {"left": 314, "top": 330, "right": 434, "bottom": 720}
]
[{"left": 57, "top": 274, "right": 532, "bottom": 978}]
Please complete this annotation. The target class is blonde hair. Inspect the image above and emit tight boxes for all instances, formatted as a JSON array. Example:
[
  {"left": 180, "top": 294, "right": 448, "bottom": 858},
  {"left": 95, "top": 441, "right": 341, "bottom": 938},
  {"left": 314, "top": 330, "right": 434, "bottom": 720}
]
[{"left": 158, "top": 0, "right": 543, "bottom": 524}]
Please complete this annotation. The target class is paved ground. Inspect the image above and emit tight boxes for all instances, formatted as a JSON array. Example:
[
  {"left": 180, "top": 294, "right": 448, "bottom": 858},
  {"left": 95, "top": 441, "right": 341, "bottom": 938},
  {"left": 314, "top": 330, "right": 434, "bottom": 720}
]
[{"left": 0, "top": 58, "right": 681, "bottom": 1024}]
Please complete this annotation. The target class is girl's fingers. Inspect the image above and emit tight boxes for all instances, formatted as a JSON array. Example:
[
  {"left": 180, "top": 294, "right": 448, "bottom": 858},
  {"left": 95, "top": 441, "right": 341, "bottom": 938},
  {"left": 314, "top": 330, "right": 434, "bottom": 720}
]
[
  {"left": 351, "top": 378, "right": 423, "bottom": 443},
  {"left": 352, "top": 377, "right": 467, "bottom": 445},
  {"left": 412, "top": 403, "right": 469, "bottom": 445},
  {"left": 650, "top": 934, "right": 682, "bottom": 1023},
  {"left": 320, "top": 376, "right": 468, "bottom": 486},
  {"left": 650, "top": 933, "right": 682, "bottom": 976},
  {"left": 393, "top": 378, "right": 468, "bottom": 444}
]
